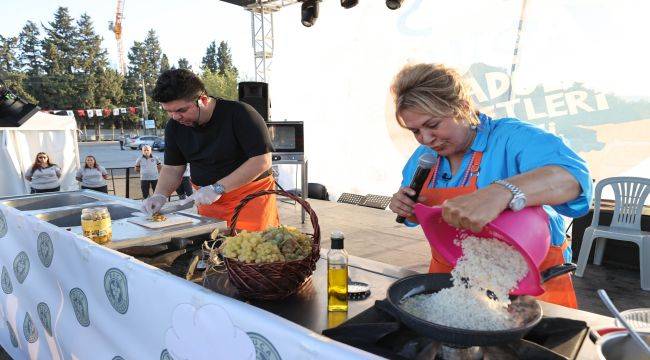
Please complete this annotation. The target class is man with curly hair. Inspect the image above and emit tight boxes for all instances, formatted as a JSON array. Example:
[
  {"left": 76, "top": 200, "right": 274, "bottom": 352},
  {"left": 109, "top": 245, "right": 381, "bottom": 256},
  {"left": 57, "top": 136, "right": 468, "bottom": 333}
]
[{"left": 142, "top": 69, "right": 279, "bottom": 231}]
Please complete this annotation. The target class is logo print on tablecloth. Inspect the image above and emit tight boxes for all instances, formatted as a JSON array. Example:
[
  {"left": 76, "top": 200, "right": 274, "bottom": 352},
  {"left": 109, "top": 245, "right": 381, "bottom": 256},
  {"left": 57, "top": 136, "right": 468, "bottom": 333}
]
[
  {"left": 37, "top": 232, "right": 54, "bottom": 268},
  {"left": 160, "top": 349, "right": 174, "bottom": 360},
  {"left": 13, "top": 251, "right": 29, "bottom": 284},
  {"left": 69, "top": 287, "right": 90, "bottom": 327},
  {"left": 247, "top": 332, "right": 282, "bottom": 360},
  {"left": 112, "top": 357, "right": 125, "bottom": 360},
  {"left": 37, "top": 302, "right": 52, "bottom": 337},
  {"left": 23, "top": 312, "right": 38, "bottom": 343},
  {"left": 7, "top": 321, "right": 18, "bottom": 347},
  {"left": 104, "top": 268, "right": 128, "bottom": 314},
  {"left": 0, "top": 210, "right": 7, "bottom": 238},
  {"left": 1, "top": 266, "right": 12, "bottom": 294}
]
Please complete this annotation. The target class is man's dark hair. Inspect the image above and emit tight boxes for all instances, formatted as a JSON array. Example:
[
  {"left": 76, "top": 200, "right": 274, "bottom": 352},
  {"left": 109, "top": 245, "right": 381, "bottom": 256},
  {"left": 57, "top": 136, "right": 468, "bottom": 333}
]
[{"left": 152, "top": 69, "right": 207, "bottom": 103}]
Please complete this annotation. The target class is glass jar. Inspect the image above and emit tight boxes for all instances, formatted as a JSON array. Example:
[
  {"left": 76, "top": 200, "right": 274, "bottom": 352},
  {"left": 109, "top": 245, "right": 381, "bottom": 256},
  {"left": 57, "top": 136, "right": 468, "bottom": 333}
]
[{"left": 81, "top": 207, "right": 112, "bottom": 244}]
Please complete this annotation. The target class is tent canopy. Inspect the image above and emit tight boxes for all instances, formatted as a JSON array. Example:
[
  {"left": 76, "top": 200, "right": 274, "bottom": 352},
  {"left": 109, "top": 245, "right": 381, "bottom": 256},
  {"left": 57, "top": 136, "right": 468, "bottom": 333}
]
[{"left": 0, "top": 112, "right": 80, "bottom": 196}]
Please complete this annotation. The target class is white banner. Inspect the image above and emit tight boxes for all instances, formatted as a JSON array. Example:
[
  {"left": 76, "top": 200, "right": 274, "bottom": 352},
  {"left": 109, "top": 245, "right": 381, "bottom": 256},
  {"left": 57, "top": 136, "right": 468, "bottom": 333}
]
[
  {"left": 112, "top": 109, "right": 120, "bottom": 116},
  {"left": 85, "top": 110, "right": 93, "bottom": 119},
  {"left": 270, "top": 1, "right": 650, "bottom": 200},
  {"left": 0, "top": 205, "right": 376, "bottom": 359}
]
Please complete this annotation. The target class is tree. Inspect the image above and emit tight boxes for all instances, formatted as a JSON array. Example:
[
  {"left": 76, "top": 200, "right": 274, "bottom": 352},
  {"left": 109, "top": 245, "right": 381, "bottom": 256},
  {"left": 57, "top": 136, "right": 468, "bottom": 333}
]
[
  {"left": 41, "top": 7, "right": 77, "bottom": 74},
  {"left": 160, "top": 53, "right": 170, "bottom": 72},
  {"left": 0, "top": 35, "right": 20, "bottom": 73},
  {"left": 75, "top": 13, "right": 116, "bottom": 137},
  {"left": 18, "top": 21, "right": 43, "bottom": 76},
  {"left": 1, "top": 33, "right": 37, "bottom": 103},
  {"left": 202, "top": 68, "right": 238, "bottom": 101},
  {"left": 201, "top": 41, "right": 218, "bottom": 73},
  {"left": 39, "top": 7, "right": 78, "bottom": 108},
  {"left": 75, "top": 13, "right": 105, "bottom": 106},
  {"left": 216, "top": 41, "right": 237, "bottom": 77},
  {"left": 124, "top": 29, "right": 166, "bottom": 126},
  {"left": 177, "top": 57, "right": 191, "bottom": 70}
]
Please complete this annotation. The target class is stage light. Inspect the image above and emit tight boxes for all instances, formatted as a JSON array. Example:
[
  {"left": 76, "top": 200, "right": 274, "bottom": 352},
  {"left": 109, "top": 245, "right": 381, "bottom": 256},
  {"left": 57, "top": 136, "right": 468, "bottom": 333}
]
[
  {"left": 0, "top": 80, "right": 39, "bottom": 127},
  {"left": 301, "top": 0, "right": 319, "bottom": 27},
  {"left": 340, "top": 0, "right": 358, "bottom": 9},
  {"left": 386, "top": 0, "right": 404, "bottom": 10}
]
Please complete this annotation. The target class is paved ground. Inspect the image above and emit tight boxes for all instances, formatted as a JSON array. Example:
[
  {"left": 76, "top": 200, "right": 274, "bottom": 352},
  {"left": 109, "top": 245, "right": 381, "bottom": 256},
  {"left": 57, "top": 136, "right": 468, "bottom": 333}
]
[{"left": 79, "top": 141, "right": 164, "bottom": 169}]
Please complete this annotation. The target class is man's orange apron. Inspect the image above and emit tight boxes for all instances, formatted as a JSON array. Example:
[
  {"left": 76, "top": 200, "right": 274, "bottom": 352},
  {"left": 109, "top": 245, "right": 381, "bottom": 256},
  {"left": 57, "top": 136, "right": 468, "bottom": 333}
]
[
  {"left": 195, "top": 175, "right": 280, "bottom": 232},
  {"left": 414, "top": 151, "right": 578, "bottom": 308}
]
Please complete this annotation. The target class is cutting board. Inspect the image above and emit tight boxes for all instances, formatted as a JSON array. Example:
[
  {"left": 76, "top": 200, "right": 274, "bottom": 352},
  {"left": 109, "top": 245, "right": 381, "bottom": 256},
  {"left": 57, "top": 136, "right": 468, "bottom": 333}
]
[{"left": 127, "top": 214, "right": 194, "bottom": 229}]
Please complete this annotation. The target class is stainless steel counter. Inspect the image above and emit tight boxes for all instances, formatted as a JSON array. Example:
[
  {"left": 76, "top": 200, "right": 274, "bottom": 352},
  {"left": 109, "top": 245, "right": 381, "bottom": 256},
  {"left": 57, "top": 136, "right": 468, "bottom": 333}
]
[{"left": 0, "top": 190, "right": 228, "bottom": 249}]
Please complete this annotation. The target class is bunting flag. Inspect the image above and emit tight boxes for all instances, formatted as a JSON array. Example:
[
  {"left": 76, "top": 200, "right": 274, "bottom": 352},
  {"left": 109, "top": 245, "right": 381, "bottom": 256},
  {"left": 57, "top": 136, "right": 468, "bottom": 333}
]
[{"left": 50, "top": 106, "right": 141, "bottom": 119}]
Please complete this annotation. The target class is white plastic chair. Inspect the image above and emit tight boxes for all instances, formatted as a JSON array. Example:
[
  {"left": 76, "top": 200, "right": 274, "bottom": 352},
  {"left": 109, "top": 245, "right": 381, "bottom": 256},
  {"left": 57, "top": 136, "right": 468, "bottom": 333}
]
[{"left": 575, "top": 177, "right": 650, "bottom": 290}]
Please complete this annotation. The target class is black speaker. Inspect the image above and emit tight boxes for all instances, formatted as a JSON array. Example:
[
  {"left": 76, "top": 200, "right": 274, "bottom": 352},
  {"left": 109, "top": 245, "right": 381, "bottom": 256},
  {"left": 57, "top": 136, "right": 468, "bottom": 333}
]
[
  {"left": 0, "top": 88, "right": 40, "bottom": 127},
  {"left": 238, "top": 82, "right": 269, "bottom": 122}
]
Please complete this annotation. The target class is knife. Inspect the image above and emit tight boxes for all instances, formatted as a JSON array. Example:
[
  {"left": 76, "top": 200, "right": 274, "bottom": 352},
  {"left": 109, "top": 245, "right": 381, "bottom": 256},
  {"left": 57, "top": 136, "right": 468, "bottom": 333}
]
[{"left": 157, "top": 199, "right": 195, "bottom": 215}]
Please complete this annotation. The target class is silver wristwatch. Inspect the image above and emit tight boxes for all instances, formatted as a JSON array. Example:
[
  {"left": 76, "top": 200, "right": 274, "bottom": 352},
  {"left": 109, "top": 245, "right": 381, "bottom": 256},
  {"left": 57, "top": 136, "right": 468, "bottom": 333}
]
[
  {"left": 211, "top": 183, "right": 226, "bottom": 195},
  {"left": 493, "top": 180, "right": 527, "bottom": 211}
]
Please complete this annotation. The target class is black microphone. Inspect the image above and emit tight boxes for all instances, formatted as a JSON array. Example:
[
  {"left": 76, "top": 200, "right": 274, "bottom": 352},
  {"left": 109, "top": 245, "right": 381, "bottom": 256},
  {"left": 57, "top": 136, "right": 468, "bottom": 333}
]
[
  {"left": 396, "top": 153, "right": 437, "bottom": 223},
  {"left": 442, "top": 173, "right": 451, "bottom": 181}
]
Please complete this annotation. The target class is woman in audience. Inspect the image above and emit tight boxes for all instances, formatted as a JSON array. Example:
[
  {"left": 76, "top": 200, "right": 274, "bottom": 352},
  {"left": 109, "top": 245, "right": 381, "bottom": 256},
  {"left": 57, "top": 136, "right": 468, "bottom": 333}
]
[
  {"left": 25, "top": 152, "right": 61, "bottom": 193},
  {"left": 76, "top": 155, "right": 109, "bottom": 193},
  {"left": 135, "top": 145, "right": 162, "bottom": 198}
]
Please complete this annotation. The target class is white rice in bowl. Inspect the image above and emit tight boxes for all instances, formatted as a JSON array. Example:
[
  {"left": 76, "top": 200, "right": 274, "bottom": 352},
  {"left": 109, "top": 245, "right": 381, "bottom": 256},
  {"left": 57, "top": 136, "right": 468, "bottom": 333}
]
[{"left": 400, "top": 236, "right": 529, "bottom": 331}]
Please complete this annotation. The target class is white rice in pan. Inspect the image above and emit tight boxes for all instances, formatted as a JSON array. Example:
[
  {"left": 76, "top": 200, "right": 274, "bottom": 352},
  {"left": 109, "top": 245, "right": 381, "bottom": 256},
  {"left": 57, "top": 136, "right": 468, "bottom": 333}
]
[{"left": 400, "top": 236, "right": 529, "bottom": 331}]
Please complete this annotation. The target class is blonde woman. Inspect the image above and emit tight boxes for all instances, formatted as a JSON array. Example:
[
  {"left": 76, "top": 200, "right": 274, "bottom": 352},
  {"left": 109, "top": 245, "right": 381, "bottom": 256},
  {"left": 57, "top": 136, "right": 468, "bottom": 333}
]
[
  {"left": 25, "top": 152, "right": 61, "bottom": 193},
  {"left": 76, "top": 155, "right": 109, "bottom": 193},
  {"left": 388, "top": 63, "right": 592, "bottom": 308}
]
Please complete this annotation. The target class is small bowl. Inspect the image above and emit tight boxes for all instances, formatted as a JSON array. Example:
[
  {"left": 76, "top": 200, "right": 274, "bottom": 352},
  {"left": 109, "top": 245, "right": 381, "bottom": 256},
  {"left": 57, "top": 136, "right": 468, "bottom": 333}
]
[{"left": 615, "top": 308, "right": 650, "bottom": 330}]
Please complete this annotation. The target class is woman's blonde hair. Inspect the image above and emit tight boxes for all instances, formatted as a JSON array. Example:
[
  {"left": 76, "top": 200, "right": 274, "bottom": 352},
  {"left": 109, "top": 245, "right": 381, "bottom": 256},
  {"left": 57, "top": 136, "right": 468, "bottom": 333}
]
[{"left": 390, "top": 63, "right": 479, "bottom": 127}]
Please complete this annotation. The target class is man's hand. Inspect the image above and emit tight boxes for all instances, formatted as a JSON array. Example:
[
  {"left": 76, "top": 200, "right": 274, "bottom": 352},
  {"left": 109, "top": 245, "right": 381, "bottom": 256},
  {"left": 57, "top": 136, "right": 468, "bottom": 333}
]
[
  {"left": 141, "top": 194, "right": 167, "bottom": 215},
  {"left": 192, "top": 186, "right": 222, "bottom": 205},
  {"left": 441, "top": 185, "right": 512, "bottom": 233}
]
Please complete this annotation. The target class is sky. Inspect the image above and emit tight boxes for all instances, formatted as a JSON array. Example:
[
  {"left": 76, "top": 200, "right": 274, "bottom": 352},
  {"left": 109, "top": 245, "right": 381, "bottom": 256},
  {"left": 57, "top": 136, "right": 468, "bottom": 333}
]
[{"left": 0, "top": 0, "right": 255, "bottom": 78}]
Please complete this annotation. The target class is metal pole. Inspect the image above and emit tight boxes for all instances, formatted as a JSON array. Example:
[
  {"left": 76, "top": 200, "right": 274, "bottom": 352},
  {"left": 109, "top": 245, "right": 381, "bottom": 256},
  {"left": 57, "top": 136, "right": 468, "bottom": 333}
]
[
  {"left": 260, "top": 3, "right": 268, "bottom": 82},
  {"left": 141, "top": 75, "right": 149, "bottom": 133},
  {"left": 507, "top": 0, "right": 528, "bottom": 101},
  {"left": 125, "top": 167, "right": 130, "bottom": 198}
]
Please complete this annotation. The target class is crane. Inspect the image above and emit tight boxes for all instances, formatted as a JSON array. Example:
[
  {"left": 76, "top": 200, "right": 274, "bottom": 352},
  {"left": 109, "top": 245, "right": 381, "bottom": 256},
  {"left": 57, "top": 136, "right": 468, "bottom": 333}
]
[{"left": 108, "top": 0, "right": 127, "bottom": 75}]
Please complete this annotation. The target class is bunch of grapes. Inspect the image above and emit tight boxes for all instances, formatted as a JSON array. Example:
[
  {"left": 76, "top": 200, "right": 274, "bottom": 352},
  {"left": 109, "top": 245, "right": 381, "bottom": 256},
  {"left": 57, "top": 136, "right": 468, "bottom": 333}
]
[{"left": 221, "top": 226, "right": 313, "bottom": 264}]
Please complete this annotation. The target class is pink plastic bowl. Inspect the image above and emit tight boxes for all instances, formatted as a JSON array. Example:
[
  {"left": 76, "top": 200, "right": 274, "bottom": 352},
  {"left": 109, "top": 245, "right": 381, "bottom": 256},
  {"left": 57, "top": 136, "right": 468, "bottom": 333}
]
[{"left": 413, "top": 204, "right": 551, "bottom": 296}]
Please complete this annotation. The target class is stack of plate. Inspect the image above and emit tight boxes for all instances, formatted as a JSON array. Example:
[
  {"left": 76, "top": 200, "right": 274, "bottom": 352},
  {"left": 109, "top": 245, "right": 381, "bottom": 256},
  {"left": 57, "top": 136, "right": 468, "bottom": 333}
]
[{"left": 615, "top": 308, "right": 650, "bottom": 330}]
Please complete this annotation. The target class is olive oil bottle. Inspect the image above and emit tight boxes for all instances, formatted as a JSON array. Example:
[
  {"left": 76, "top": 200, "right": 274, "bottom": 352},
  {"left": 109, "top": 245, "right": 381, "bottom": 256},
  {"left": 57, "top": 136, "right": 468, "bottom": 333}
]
[{"left": 327, "top": 231, "right": 348, "bottom": 312}]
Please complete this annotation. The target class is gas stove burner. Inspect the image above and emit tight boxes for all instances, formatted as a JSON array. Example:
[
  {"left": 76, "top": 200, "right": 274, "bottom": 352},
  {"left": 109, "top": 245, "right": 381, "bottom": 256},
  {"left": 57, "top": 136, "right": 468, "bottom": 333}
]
[
  {"left": 424, "top": 344, "right": 482, "bottom": 360},
  {"left": 322, "top": 301, "right": 588, "bottom": 360}
]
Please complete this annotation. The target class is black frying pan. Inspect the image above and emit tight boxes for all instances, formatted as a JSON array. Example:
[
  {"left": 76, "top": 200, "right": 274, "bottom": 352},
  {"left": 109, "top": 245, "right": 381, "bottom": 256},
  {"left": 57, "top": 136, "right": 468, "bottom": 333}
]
[{"left": 378, "top": 263, "right": 577, "bottom": 347}]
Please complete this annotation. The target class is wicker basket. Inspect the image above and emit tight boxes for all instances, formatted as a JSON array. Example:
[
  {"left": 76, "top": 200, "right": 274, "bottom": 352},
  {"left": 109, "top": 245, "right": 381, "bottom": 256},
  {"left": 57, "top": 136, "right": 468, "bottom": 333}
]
[{"left": 221, "top": 189, "right": 320, "bottom": 300}]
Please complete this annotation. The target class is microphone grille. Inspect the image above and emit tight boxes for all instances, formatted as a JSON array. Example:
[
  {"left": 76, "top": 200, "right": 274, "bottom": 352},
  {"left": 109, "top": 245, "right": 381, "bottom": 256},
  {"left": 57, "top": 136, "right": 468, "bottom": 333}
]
[{"left": 418, "top": 153, "right": 437, "bottom": 169}]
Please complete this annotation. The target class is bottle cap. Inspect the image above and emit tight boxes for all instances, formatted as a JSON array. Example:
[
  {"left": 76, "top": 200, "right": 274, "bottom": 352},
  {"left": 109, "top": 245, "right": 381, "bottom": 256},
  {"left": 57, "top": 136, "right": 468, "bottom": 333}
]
[{"left": 331, "top": 231, "right": 345, "bottom": 249}]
